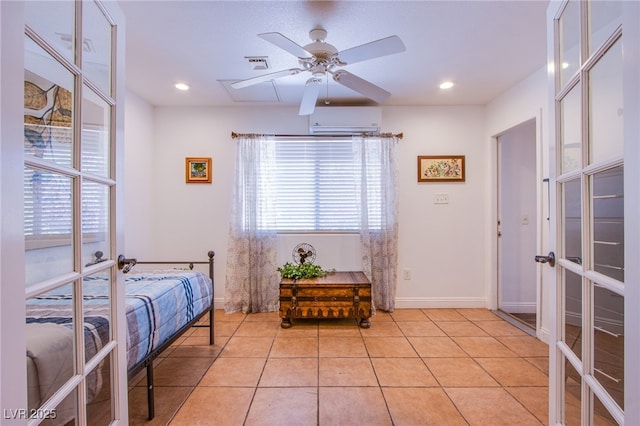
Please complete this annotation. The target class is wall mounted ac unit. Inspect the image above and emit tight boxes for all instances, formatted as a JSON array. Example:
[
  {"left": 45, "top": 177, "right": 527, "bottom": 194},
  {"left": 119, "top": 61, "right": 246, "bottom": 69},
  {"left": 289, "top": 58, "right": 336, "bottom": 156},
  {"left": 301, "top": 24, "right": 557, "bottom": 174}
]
[{"left": 309, "top": 107, "right": 382, "bottom": 135}]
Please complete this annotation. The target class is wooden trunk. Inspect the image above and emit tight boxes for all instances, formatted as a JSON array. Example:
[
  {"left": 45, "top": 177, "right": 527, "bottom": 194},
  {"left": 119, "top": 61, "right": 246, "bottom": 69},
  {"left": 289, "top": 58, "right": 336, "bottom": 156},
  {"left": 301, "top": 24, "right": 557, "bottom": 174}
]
[{"left": 279, "top": 271, "right": 372, "bottom": 328}]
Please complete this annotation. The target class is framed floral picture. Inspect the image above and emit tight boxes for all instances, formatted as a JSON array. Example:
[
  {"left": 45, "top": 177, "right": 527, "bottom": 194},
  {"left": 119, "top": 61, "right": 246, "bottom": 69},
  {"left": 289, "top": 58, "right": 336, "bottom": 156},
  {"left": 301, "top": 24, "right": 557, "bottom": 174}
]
[
  {"left": 185, "top": 157, "right": 212, "bottom": 183},
  {"left": 417, "top": 155, "right": 465, "bottom": 182}
]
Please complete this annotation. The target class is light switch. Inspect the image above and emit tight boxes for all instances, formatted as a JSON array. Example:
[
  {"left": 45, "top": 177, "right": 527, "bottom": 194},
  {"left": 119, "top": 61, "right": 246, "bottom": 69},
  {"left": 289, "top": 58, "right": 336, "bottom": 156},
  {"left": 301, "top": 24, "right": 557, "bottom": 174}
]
[{"left": 434, "top": 193, "right": 449, "bottom": 204}]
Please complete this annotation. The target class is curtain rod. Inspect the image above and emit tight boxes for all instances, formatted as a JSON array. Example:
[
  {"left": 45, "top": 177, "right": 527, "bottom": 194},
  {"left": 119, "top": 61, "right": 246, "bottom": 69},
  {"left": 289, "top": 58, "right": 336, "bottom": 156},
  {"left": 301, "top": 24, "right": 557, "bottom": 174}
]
[{"left": 231, "top": 131, "right": 403, "bottom": 140}]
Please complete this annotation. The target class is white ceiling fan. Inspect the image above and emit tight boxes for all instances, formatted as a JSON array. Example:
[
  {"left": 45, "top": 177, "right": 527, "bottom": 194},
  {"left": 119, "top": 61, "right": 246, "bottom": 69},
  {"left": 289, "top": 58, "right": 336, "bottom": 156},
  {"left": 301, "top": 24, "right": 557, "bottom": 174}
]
[{"left": 231, "top": 27, "right": 406, "bottom": 115}]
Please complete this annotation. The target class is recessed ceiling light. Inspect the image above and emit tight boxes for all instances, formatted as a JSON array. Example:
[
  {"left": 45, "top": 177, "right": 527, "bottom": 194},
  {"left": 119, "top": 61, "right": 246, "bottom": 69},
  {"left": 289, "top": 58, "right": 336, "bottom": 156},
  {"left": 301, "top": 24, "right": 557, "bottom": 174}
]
[
  {"left": 175, "top": 82, "right": 190, "bottom": 91},
  {"left": 439, "top": 81, "right": 454, "bottom": 90}
]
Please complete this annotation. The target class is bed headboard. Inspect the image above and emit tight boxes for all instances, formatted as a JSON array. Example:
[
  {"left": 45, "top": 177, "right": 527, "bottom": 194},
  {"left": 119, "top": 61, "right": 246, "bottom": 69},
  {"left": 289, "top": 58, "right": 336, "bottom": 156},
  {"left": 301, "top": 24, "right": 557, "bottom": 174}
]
[
  {"left": 103, "top": 250, "right": 215, "bottom": 278},
  {"left": 134, "top": 251, "right": 215, "bottom": 279}
]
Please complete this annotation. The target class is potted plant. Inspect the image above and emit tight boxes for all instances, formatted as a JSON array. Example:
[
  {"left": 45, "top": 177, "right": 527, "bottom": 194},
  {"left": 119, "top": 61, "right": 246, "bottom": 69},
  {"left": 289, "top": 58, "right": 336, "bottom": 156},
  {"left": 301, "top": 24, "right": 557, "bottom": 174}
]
[{"left": 277, "top": 262, "right": 334, "bottom": 280}]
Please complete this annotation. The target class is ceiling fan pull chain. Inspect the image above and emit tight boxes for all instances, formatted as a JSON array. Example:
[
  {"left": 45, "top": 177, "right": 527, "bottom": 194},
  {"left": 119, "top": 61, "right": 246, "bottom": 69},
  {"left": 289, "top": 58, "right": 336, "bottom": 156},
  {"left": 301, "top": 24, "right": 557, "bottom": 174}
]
[{"left": 325, "top": 76, "right": 330, "bottom": 105}]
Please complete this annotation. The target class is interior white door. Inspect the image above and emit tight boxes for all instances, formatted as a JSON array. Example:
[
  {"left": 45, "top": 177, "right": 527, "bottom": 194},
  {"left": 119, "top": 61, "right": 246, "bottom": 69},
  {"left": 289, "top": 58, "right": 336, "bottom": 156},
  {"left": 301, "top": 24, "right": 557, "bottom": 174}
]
[
  {"left": 20, "top": 1, "right": 128, "bottom": 424},
  {"left": 546, "top": 1, "right": 639, "bottom": 424}
]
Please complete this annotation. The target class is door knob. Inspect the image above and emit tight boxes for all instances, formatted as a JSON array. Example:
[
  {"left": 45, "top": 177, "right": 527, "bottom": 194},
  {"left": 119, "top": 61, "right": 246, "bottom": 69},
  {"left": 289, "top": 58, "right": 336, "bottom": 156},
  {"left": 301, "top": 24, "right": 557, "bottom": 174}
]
[
  {"left": 534, "top": 251, "right": 555, "bottom": 267},
  {"left": 117, "top": 255, "right": 137, "bottom": 273}
]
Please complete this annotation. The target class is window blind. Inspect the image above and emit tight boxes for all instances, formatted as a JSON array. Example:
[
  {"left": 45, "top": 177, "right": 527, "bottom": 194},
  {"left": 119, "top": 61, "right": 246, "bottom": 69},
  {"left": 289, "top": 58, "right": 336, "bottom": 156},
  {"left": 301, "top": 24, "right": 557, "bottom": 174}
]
[{"left": 270, "top": 138, "right": 381, "bottom": 232}]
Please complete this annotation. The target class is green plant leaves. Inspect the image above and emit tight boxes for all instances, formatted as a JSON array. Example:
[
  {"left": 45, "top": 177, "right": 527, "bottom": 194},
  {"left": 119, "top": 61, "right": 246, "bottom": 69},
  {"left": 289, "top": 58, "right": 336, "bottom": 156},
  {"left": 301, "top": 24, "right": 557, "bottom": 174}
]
[{"left": 277, "top": 262, "right": 333, "bottom": 280}]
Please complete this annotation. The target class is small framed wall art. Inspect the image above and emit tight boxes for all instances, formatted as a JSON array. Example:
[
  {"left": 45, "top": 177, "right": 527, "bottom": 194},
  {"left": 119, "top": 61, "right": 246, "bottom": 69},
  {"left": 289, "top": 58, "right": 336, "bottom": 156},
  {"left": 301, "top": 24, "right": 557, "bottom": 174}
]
[
  {"left": 185, "top": 157, "right": 212, "bottom": 183},
  {"left": 417, "top": 155, "right": 465, "bottom": 182}
]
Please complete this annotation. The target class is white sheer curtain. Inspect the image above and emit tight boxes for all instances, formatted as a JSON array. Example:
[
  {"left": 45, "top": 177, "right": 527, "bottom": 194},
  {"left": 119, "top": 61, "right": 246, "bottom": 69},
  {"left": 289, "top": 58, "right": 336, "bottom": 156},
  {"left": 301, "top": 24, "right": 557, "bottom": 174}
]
[
  {"left": 225, "top": 135, "right": 280, "bottom": 313},
  {"left": 353, "top": 134, "right": 399, "bottom": 312}
]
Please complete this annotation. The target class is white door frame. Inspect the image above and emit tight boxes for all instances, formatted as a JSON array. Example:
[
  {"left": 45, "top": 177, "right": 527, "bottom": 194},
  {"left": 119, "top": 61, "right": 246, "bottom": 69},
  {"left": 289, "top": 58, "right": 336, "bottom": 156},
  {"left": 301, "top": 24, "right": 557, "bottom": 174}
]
[
  {"left": 1, "top": 1, "right": 30, "bottom": 417},
  {"left": 496, "top": 119, "right": 539, "bottom": 328},
  {"left": 622, "top": 3, "right": 640, "bottom": 422},
  {"left": 492, "top": 112, "right": 547, "bottom": 341}
]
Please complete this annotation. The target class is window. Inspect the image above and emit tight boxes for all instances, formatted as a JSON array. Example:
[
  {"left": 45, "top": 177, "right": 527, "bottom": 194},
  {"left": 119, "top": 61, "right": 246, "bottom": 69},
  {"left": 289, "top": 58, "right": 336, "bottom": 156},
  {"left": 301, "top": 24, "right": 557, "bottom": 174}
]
[{"left": 266, "top": 137, "right": 381, "bottom": 232}]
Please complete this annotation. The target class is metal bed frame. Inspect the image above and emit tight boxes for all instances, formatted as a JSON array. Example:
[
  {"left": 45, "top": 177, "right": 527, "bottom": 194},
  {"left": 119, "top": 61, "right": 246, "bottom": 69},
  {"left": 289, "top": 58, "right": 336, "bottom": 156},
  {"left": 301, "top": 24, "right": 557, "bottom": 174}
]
[{"left": 120, "top": 250, "right": 215, "bottom": 420}]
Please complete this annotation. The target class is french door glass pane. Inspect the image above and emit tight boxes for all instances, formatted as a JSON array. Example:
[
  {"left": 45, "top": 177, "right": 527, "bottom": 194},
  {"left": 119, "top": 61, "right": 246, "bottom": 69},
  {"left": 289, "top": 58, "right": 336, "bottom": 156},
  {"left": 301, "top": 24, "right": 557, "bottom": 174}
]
[
  {"left": 82, "top": 86, "right": 111, "bottom": 177},
  {"left": 593, "top": 284, "right": 624, "bottom": 410},
  {"left": 83, "top": 272, "right": 111, "bottom": 363},
  {"left": 591, "top": 166, "right": 624, "bottom": 282},
  {"left": 25, "top": 283, "right": 76, "bottom": 410},
  {"left": 589, "top": 39, "right": 623, "bottom": 164},
  {"left": 82, "top": 0, "right": 112, "bottom": 95},
  {"left": 86, "top": 352, "right": 114, "bottom": 425},
  {"left": 55, "top": 388, "right": 78, "bottom": 425},
  {"left": 588, "top": 1, "right": 622, "bottom": 55},
  {"left": 564, "top": 356, "right": 582, "bottom": 425},
  {"left": 82, "top": 181, "right": 110, "bottom": 267},
  {"left": 24, "top": 0, "right": 75, "bottom": 64},
  {"left": 24, "top": 167, "right": 74, "bottom": 286},
  {"left": 559, "top": 0, "right": 581, "bottom": 88},
  {"left": 24, "top": 36, "right": 74, "bottom": 167},
  {"left": 562, "top": 178, "right": 582, "bottom": 265},
  {"left": 593, "top": 394, "right": 618, "bottom": 425},
  {"left": 564, "top": 268, "right": 583, "bottom": 361},
  {"left": 560, "top": 84, "right": 582, "bottom": 174}
]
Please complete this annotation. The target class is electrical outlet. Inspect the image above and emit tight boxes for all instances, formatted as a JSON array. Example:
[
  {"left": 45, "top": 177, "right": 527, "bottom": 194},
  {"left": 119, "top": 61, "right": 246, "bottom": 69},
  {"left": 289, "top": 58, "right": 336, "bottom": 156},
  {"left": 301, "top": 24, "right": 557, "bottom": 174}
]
[
  {"left": 434, "top": 193, "right": 449, "bottom": 204},
  {"left": 403, "top": 268, "right": 411, "bottom": 280}
]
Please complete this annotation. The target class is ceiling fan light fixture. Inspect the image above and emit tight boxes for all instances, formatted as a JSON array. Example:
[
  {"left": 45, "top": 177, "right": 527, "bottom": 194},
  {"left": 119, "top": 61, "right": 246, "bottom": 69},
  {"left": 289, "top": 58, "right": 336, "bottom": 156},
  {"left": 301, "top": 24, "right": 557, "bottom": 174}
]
[
  {"left": 439, "top": 81, "right": 454, "bottom": 90},
  {"left": 175, "top": 82, "right": 190, "bottom": 91}
]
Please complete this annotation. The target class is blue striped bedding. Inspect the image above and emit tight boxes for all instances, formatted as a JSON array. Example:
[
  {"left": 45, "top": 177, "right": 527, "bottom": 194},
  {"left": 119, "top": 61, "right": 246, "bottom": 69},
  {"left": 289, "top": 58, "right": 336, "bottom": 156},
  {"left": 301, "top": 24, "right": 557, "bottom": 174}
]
[
  {"left": 123, "top": 271, "right": 212, "bottom": 368},
  {"left": 26, "top": 270, "right": 213, "bottom": 370}
]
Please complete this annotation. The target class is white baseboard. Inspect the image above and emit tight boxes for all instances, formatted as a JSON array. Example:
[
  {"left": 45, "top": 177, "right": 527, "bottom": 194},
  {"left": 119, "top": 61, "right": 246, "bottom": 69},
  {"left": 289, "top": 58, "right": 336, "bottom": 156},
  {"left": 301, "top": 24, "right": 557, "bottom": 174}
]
[
  {"left": 216, "top": 297, "right": 540, "bottom": 313},
  {"left": 538, "top": 326, "right": 550, "bottom": 344},
  {"left": 215, "top": 297, "right": 488, "bottom": 311},
  {"left": 394, "top": 297, "right": 487, "bottom": 309},
  {"left": 499, "top": 301, "right": 536, "bottom": 313}
]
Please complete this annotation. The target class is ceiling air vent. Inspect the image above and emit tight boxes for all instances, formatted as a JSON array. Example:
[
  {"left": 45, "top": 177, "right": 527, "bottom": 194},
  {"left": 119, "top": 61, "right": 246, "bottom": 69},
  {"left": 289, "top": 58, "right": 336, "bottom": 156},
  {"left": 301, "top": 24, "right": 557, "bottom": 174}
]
[{"left": 245, "top": 56, "right": 269, "bottom": 71}]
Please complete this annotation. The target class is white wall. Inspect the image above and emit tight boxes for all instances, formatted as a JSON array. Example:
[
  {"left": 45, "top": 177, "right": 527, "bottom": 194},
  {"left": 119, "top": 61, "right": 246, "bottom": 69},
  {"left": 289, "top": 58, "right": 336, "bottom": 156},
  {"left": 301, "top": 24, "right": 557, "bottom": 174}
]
[
  {"left": 388, "top": 106, "right": 487, "bottom": 307},
  {"left": 123, "top": 91, "right": 155, "bottom": 256},
  {"left": 124, "top": 103, "right": 490, "bottom": 309}
]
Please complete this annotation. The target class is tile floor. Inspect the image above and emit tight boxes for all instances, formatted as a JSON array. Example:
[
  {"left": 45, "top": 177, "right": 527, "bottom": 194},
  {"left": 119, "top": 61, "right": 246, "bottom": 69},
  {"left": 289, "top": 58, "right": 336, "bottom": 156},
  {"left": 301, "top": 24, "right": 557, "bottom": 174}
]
[{"left": 128, "top": 308, "right": 549, "bottom": 425}]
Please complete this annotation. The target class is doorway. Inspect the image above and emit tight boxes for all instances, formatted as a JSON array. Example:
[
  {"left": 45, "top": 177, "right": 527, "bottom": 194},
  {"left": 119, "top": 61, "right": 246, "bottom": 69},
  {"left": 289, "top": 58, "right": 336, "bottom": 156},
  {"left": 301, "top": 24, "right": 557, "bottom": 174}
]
[{"left": 497, "top": 119, "right": 538, "bottom": 330}]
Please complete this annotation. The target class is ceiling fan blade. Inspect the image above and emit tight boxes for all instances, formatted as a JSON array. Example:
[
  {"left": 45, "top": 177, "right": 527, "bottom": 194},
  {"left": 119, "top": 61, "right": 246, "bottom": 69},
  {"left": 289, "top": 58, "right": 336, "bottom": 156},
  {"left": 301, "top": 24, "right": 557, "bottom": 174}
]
[
  {"left": 332, "top": 70, "right": 391, "bottom": 103},
  {"left": 337, "top": 35, "right": 406, "bottom": 65},
  {"left": 230, "top": 68, "right": 302, "bottom": 89},
  {"left": 299, "top": 78, "right": 322, "bottom": 116},
  {"left": 258, "top": 32, "right": 315, "bottom": 60}
]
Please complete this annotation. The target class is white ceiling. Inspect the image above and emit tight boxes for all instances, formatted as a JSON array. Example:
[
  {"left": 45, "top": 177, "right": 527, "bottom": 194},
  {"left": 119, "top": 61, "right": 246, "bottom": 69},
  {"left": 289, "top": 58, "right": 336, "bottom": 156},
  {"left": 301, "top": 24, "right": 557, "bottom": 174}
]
[{"left": 119, "top": 0, "right": 549, "bottom": 109}]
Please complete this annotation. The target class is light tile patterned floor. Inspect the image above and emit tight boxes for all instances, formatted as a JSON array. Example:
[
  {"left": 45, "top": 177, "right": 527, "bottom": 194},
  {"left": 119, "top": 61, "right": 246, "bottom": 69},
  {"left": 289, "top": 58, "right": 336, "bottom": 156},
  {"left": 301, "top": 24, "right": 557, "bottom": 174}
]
[{"left": 128, "top": 308, "right": 549, "bottom": 425}]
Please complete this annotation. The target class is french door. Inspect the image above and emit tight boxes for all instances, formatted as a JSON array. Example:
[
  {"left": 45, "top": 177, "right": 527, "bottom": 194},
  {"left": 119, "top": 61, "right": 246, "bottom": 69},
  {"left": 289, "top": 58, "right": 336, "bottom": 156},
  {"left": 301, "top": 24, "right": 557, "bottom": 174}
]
[
  {"left": 16, "top": 1, "right": 126, "bottom": 424},
  {"left": 547, "top": 1, "right": 640, "bottom": 424}
]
